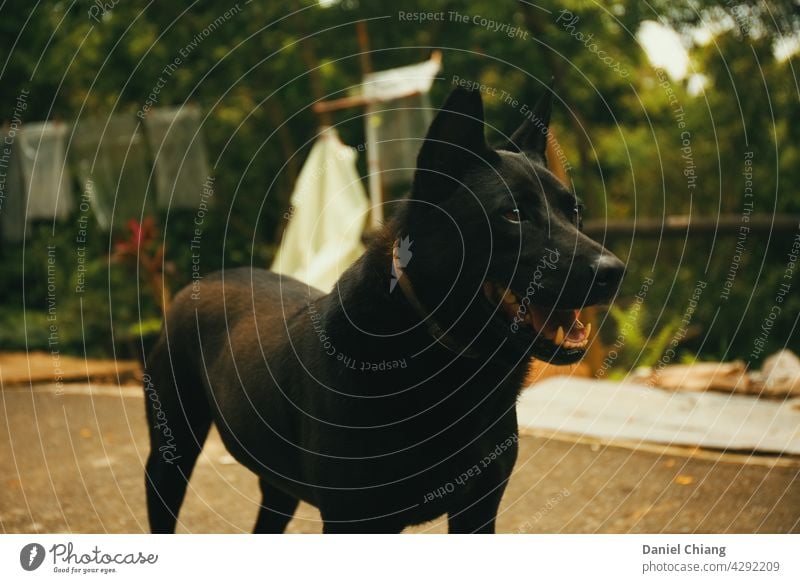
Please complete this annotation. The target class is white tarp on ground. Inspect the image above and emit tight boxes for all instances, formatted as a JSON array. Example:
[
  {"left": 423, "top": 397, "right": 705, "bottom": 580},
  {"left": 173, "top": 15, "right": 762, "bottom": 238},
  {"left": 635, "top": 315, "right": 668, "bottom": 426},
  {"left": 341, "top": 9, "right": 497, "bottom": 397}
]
[
  {"left": 518, "top": 376, "right": 800, "bottom": 455},
  {"left": 271, "top": 127, "right": 368, "bottom": 292}
]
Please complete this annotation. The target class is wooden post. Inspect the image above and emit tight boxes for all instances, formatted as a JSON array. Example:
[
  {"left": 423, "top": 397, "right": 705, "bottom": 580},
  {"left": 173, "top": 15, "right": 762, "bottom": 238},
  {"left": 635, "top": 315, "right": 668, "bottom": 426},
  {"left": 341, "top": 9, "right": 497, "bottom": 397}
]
[
  {"left": 356, "top": 20, "right": 373, "bottom": 75},
  {"left": 300, "top": 36, "right": 333, "bottom": 128},
  {"left": 355, "top": 20, "right": 384, "bottom": 230}
]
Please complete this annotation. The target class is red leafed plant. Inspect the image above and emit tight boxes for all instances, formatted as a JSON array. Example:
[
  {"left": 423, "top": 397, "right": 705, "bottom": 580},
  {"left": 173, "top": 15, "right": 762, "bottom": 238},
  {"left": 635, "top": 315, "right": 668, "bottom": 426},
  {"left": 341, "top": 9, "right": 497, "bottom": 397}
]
[{"left": 113, "top": 217, "right": 174, "bottom": 315}]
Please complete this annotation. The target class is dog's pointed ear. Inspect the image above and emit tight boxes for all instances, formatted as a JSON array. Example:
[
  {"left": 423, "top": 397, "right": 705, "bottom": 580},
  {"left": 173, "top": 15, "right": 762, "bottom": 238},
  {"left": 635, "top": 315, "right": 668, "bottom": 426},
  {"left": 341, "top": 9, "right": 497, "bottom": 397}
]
[
  {"left": 413, "top": 87, "right": 495, "bottom": 201},
  {"left": 506, "top": 80, "right": 554, "bottom": 162}
]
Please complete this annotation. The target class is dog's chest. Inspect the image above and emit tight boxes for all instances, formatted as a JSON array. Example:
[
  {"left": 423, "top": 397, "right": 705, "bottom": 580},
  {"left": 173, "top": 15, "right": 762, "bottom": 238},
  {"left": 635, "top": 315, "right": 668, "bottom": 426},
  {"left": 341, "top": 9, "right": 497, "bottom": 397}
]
[{"left": 305, "top": 393, "right": 519, "bottom": 524}]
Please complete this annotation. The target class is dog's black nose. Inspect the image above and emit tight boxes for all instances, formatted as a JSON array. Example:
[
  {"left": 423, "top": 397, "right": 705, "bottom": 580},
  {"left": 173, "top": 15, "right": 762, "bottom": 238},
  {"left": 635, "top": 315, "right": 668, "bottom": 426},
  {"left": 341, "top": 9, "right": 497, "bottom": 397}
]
[{"left": 593, "top": 253, "right": 625, "bottom": 292}]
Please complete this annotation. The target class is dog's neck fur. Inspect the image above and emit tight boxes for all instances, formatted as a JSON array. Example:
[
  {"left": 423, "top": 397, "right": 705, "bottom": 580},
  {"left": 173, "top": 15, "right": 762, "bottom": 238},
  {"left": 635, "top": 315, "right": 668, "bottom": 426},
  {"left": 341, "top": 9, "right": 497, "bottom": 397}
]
[
  {"left": 390, "top": 237, "right": 481, "bottom": 359},
  {"left": 306, "top": 220, "right": 530, "bottom": 402}
]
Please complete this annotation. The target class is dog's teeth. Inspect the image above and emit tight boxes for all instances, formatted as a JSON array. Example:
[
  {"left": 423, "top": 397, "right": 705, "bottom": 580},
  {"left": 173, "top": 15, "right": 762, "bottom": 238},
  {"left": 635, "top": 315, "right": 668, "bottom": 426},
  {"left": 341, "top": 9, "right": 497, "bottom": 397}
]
[
  {"left": 574, "top": 319, "right": 585, "bottom": 330},
  {"left": 562, "top": 338, "right": 588, "bottom": 350},
  {"left": 554, "top": 326, "right": 565, "bottom": 345},
  {"left": 585, "top": 322, "right": 592, "bottom": 337}
]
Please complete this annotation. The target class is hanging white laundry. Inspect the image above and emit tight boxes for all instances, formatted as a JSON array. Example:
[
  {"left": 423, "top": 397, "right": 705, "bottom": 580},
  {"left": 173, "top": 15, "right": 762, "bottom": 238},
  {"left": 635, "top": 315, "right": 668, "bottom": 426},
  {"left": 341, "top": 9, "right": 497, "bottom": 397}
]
[
  {"left": 361, "top": 54, "right": 441, "bottom": 227},
  {"left": 143, "top": 105, "right": 210, "bottom": 210},
  {"left": 0, "top": 127, "right": 27, "bottom": 242},
  {"left": 360, "top": 57, "right": 441, "bottom": 102},
  {"left": 70, "top": 114, "right": 152, "bottom": 230},
  {"left": 271, "top": 127, "right": 368, "bottom": 292},
  {"left": 18, "top": 122, "right": 73, "bottom": 220}
]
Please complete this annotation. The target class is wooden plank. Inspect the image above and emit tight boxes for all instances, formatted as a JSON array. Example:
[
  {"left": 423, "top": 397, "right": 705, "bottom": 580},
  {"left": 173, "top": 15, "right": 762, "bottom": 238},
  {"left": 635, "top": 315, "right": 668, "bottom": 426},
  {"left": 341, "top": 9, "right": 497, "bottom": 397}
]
[
  {"left": 583, "top": 214, "right": 800, "bottom": 238},
  {"left": 0, "top": 352, "right": 141, "bottom": 387}
]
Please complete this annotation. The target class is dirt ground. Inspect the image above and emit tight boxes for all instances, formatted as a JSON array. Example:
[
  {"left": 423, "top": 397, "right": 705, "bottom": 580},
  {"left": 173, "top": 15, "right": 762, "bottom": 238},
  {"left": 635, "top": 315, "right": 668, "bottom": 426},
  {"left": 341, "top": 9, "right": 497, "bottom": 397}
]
[{"left": 1, "top": 383, "right": 798, "bottom": 534}]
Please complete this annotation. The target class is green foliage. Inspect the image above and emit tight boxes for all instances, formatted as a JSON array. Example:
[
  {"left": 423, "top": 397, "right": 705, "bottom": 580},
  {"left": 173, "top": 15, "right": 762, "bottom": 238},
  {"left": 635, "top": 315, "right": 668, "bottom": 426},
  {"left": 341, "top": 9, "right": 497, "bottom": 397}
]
[
  {"left": 127, "top": 317, "right": 163, "bottom": 339},
  {"left": 603, "top": 302, "right": 684, "bottom": 380}
]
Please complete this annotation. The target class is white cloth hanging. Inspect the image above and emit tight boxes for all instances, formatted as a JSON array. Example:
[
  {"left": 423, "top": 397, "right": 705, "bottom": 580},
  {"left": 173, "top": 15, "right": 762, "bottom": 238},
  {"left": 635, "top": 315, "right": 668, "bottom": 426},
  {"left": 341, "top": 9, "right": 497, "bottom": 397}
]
[
  {"left": 0, "top": 128, "right": 27, "bottom": 242},
  {"left": 70, "top": 114, "right": 152, "bottom": 229},
  {"left": 271, "top": 127, "right": 368, "bottom": 292},
  {"left": 143, "top": 105, "right": 210, "bottom": 210},
  {"left": 18, "top": 122, "right": 73, "bottom": 220}
]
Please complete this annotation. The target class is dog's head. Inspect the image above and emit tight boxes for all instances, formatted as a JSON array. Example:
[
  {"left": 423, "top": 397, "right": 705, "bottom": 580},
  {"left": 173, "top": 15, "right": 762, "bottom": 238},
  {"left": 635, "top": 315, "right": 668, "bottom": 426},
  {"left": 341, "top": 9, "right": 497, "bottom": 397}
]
[{"left": 397, "top": 85, "right": 624, "bottom": 365}]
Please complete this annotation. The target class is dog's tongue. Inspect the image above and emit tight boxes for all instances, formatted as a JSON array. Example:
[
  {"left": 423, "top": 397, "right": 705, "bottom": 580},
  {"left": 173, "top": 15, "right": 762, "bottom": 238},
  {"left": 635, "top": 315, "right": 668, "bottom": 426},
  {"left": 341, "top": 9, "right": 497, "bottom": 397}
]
[{"left": 483, "top": 282, "right": 591, "bottom": 348}]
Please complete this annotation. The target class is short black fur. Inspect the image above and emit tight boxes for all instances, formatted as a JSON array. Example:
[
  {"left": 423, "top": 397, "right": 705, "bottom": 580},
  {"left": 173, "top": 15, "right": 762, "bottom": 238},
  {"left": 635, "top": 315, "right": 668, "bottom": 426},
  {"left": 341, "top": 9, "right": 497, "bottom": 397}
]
[{"left": 143, "top": 85, "right": 625, "bottom": 534}]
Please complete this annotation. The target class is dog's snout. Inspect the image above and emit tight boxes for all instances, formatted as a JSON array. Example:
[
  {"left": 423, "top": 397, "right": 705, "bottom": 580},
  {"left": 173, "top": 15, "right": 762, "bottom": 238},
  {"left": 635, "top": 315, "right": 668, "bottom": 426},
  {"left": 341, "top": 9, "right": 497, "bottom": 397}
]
[{"left": 593, "top": 253, "right": 625, "bottom": 292}]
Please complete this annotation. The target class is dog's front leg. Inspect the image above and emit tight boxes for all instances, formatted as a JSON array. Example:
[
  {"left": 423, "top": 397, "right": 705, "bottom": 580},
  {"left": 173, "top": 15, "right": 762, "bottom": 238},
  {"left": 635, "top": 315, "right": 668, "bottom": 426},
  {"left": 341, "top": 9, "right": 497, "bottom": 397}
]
[
  {"left": 321, "top": 516, "right": 403, "bottom": 534},
  {"left": 447, "top": 483, "right": 507, "bottom": 534}
]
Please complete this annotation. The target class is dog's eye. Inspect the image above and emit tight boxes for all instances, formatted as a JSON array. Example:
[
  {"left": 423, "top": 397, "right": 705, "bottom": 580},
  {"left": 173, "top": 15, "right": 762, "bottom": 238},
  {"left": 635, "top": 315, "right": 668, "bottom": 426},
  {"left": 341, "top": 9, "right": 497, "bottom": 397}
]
[
  {"left": 572, "top": 204, "right": 584, "bottom": 229},
  {"left": 502, "top": 208, "right": 522, "bottom": 224}
]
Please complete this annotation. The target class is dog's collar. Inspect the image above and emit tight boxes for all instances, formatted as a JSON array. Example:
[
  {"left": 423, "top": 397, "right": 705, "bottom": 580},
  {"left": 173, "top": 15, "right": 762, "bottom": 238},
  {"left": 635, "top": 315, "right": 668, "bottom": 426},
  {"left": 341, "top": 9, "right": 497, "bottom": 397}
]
[{"left": 391, "top": 243, "right": 480, "bottom": 359}]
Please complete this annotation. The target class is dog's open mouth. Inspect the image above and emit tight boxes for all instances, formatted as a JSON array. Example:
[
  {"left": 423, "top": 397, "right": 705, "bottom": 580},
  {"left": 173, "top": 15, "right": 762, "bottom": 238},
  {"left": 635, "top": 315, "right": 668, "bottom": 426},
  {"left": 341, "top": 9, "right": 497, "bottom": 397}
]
[{"left": 482, "top": 282, "right": 591, "bottom": 352}]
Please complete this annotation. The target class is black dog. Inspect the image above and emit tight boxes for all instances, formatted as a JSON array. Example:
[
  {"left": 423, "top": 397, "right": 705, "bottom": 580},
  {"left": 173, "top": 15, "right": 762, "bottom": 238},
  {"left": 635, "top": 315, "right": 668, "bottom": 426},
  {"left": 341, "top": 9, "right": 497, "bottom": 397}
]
[{"left": 143, "top": 86, "right": 624, "bottom": 533}]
